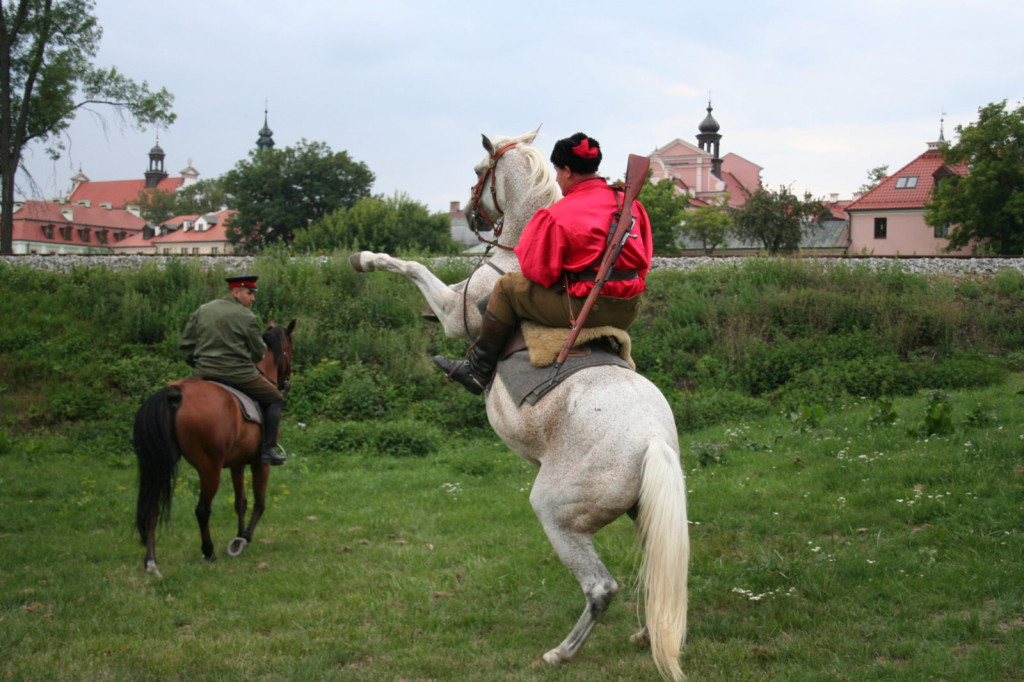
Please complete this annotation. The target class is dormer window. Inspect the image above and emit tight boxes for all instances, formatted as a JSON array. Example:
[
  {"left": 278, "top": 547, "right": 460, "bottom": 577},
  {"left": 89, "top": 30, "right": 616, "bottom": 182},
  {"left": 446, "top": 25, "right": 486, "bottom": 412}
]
[
  {"left": 77, "top": 227, "right": 91, "bottom": 242},
  {"left": 41, "top": 224, "right": 55, "bottom": 239},
  {"left": 895, "top": 176, "right": 919, "bottom": 189},
  {"left": 59, "top": 225, "right": 72, "bottom": 240}
]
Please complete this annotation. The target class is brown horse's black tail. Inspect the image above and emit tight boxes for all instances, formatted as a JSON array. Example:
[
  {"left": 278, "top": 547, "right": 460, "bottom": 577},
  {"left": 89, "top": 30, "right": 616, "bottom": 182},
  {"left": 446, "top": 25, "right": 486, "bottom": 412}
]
[{"left": 134, "top": 385, "right": 183, "bottom": 544}]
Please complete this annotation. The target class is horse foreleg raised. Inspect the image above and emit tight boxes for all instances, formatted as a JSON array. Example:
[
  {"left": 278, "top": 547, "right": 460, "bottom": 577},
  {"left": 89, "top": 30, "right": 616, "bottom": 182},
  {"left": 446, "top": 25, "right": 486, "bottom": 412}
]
[{"left": 349, "top": 251, "right": 482, "bottom": 339}]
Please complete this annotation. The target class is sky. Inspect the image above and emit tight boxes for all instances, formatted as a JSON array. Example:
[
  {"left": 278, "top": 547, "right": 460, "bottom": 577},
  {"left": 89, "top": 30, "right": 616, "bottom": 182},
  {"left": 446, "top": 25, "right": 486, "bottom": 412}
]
[{"left": 16, "top": 0, "right": 1024, "bottom": 214}]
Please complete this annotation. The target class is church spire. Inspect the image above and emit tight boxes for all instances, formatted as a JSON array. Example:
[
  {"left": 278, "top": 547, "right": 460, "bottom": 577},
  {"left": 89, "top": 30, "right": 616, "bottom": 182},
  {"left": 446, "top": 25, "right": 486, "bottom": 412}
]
[
  {"left": 256, "top": 103, "right": 275, "bottom": 150},
  {"left": 696, "top": 99, "right": 723, "bottom": 178},
  {"left": 144, "top": 135, "right": 169, "bottom": 188}
]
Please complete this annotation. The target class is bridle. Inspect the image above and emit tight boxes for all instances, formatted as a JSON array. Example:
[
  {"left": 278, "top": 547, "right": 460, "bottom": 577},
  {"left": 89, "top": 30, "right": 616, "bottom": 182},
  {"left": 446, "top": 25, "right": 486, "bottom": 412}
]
[{"left": 467, "top": 141, "right": 518, "bottom": 252}]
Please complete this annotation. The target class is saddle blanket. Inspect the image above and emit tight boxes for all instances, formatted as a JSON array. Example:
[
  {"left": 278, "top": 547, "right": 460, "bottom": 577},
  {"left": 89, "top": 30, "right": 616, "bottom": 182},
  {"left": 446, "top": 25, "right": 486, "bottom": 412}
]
[
  {"left": 207, "top": 381, "right": 262, "bottom": 424},
  {"left": 495, "top": 323, "right": 635, "bottom": 406}
]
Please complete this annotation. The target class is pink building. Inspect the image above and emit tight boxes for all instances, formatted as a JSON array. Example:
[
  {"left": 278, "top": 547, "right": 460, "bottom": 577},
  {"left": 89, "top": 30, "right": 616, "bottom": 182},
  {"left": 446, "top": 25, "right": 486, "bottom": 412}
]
[
  {"left": 648, "top": 103, "right": 762, "bottom": 208},
  {"left": 846, "top": 142, "right": 968, "bottom": 256}
]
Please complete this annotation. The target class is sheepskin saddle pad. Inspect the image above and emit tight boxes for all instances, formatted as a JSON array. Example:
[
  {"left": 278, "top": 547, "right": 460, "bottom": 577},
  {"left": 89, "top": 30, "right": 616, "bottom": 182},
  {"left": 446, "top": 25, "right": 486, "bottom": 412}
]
[{"left": 494, "top": 321, "right": 635, "bottom": 406}]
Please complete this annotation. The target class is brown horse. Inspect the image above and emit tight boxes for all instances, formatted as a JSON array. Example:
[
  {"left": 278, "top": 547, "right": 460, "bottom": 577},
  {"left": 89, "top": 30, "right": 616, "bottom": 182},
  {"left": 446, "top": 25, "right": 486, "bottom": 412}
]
[{"left": 133, "top": 319, "right": 296, "bottom": 577}]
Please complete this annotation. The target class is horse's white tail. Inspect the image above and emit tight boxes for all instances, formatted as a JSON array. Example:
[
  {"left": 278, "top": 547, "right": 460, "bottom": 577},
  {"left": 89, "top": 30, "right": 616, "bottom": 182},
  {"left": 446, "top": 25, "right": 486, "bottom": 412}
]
[{"left": 637, "top": 440, "right": 689, "bottom": 682}]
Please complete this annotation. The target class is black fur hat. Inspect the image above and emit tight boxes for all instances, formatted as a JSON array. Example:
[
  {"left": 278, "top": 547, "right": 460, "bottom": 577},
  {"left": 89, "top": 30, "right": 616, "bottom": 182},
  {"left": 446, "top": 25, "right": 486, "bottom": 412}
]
[{"left": 550, "top": 132, "right": 602, "bottom": 174}]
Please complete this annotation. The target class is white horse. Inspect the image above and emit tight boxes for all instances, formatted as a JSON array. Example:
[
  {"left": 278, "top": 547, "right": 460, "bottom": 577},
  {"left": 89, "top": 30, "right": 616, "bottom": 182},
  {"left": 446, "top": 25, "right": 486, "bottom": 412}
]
[{"left": 349, "top": 129, "right": 689, "bottom": 681}]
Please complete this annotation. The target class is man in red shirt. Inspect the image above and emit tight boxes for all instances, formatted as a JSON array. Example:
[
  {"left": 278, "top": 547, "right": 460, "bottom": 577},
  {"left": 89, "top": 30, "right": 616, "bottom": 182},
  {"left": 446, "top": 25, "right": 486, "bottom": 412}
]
[{"left": 434, "top": 132, "right": 653, "bottom": 395}]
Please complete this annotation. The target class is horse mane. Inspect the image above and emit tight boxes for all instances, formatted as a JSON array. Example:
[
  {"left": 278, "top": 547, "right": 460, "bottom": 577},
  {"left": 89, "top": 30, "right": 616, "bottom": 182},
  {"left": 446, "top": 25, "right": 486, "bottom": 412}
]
[
  {"left": 492, "top": 134, "right": 561, "bottom": 209},
  {"left": 263, "top": 325, "right": 283, "bottom": 359}
]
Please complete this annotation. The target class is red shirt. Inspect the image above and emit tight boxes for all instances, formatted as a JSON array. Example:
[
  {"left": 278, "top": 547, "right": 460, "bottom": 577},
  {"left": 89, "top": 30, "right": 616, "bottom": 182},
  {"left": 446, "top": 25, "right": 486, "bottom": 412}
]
[{"left": 515, "top": 177, "right": 653, "bottom": 298}]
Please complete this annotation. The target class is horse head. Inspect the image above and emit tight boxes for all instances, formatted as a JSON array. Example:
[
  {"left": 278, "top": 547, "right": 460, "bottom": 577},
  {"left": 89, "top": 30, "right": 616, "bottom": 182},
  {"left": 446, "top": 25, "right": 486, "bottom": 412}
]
[
  {"left": 262, "top": 319, "right": 296, "bottom": 394},
  {"left": 466, "top": 127, "right": 560, "bottom": 250}
]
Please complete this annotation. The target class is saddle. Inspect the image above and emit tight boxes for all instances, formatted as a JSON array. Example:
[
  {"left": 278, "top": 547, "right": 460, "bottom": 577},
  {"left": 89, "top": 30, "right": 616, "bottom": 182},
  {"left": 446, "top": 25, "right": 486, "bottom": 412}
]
[
  {"left": 495, "top": 322, "right": 635, "bottom": 406},
  {"left": 207, "top": 381, "right": 263, "bottom": 424}
]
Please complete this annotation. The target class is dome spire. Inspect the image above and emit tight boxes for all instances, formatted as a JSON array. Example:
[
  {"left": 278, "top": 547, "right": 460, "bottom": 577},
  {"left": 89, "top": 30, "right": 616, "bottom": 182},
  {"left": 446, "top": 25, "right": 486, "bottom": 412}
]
[{"left": 256, "top": 101, "right": 275, "bottom": 150}]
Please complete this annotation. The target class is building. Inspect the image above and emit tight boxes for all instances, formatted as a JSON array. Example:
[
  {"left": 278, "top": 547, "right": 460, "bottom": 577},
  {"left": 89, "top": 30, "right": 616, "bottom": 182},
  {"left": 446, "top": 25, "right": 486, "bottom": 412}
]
[
  {"left": 846, "top": 141, "right": 969, "bottom": 256},
  {"left": 113, "top": 209, "right": 239, "bottom": 255},
  {"left": 67, "top": 139, "right": 200, "bottom": 210},
  {"left": 8, "top": 199, "right": 148, "bottom": 254},
  {"left": 648, "top": 102, "right": 762, "bottom": 209}
]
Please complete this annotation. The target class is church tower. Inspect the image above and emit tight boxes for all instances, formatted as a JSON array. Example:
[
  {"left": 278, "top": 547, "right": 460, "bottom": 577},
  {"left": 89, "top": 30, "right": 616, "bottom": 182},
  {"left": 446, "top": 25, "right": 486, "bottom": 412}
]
[
  {"left": 696, "top": 101, "right": 723, "bottom": 178},
  {"left": 256, "top": 106, "right": 275, "bottom": 150},
  {"left": 144, "top": 137, "right": 169, "bottom": 188}
]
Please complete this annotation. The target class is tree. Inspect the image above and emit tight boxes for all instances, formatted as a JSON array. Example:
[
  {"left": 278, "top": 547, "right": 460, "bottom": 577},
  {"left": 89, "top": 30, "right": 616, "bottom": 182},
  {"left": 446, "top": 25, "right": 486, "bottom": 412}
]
[
  {"left": 293, "top": 192, "right": 459, "bottom": 255},
  {"left": 134, "top": 177, "right": 228, "bottom": 224},
  {"left": 925, "top": 100, "right": 1024, "bottom": 254},
  {"left": 731, "top": 186, "right": 831, "bottom": 255},
  {"left": 680, "top": 198, "right": 732, "bottom": 255},
  {"left": 221, "top": 139, "right": 374, "bottom": 251},
  {"left": 636, "top": 176, "right": 690, "bottom": 254},
  {"left": 1, "top": 0, "right": 175, "bottom": 254},
  {"left": 859, "top": 165, "right": 889, "bottom": 194}
]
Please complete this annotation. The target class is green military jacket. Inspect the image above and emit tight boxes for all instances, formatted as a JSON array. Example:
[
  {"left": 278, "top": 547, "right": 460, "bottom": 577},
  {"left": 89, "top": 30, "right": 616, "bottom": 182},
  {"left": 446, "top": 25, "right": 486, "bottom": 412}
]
[{"left": 179, "top": 295, "right": 267, "bottom": 384}]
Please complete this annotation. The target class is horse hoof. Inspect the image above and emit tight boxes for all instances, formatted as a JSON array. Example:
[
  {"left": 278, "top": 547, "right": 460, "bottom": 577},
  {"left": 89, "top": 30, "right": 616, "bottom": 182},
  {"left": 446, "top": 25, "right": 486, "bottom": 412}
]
[
  {"left": 145, "top": 560, "right": 162, "bottom": 578},
  {"left": 348, "top": 252, "right": 366, "bottom": 272},
  {"left": 227, "top": 537, "right": 249, "bottom": 557},
  {"left": 202, "top": 553, "right": 217, "bottom": 564},
  {"left": 541, "top": 649, "right": 567, "bottom": 666},
  {"left": 630, "top": 629, "right": 651, "bottom": 648}
]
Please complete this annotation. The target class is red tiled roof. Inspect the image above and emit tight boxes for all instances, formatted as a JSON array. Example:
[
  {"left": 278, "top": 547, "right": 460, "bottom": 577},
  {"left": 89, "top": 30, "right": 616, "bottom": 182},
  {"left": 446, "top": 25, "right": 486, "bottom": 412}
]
[
  {"left": 12, "top": 200, "right": 148, "bottom": 246},
  {"left": 846, "top": 148, "right": 967, "bottom": 212},
  {"left": 153, "top": 210, "right": 237, "bottom": 244},
  {"left": 69, "top": 177, "right": 184, "bottom": 209}
]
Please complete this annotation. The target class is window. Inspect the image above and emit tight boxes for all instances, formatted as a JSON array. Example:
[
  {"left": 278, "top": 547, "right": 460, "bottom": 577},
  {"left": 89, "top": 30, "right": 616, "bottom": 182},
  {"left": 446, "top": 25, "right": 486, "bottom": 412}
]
[
  {"left": 895, "top": 176, "right": 919, "bottom": 189},
  {"left": 934, "top": 223, "right": 950, "bottom": 238},
  {"left": 41, "top": 224, "right": 54, "bottom": 239},
  {"left": 874, "top": 217, "right": 887, "bottom": 239},
  {"left": 211, "top": 247, "right": 219, "bottom": 255}
]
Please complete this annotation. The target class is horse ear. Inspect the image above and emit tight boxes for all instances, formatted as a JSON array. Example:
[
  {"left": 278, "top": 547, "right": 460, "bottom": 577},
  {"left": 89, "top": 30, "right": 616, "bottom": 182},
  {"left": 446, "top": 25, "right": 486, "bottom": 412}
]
[
  {"left": 481, "top": 134, "right": 494, "bottom": 155},
  {"left": 286, "top": 319, "right": 296, "bottom": 334},
  {"left": 520, "top": 126, "right": 541, "bottom": 145}
]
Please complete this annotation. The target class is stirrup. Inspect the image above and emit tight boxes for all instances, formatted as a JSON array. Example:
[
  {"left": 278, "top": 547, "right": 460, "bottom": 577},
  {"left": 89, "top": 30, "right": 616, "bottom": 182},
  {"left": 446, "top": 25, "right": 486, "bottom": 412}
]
[{"left": 261, "top": 443, "right": 287, "bottom": 465}]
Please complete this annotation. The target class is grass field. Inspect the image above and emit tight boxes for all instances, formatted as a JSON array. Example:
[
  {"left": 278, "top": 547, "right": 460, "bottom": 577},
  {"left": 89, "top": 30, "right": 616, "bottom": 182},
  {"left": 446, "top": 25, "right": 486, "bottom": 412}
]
[{"left": 2, "top": 377, "right": 1022, "bottom": 681}]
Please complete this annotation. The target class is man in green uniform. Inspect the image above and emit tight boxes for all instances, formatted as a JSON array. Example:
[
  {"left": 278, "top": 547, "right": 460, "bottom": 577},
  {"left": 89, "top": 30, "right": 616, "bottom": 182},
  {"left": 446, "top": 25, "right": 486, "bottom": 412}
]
[{"left": 179, "top": 275, "right": 286, "bottom": 465}]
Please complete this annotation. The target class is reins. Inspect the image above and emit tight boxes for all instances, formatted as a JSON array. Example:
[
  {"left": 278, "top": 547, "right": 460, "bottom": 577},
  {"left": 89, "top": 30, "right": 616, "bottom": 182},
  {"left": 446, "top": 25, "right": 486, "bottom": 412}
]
[{"left": 468, "top": 141, "right": 518, "bottom": 252}]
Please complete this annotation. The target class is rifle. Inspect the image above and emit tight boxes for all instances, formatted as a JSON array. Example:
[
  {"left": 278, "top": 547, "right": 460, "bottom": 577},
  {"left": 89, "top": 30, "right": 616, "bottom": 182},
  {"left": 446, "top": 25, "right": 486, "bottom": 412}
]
[{"left": 548, "top": 153, "right": 650, "bottom": 383}]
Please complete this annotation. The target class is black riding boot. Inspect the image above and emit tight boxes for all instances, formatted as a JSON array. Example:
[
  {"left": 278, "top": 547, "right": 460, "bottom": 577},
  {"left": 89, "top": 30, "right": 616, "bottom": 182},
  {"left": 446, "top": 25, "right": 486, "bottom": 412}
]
[
  {"left": 260, "top": 400, "right": 286, "bottom": 465},
  {"left": 433, "top": 312, "right": 513, "bottom": 395}
]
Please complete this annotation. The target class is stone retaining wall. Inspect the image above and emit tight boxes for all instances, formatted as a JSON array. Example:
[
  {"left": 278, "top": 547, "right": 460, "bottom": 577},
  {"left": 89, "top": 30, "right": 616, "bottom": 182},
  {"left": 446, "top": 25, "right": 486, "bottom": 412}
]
[{"left": 3, "top": 253, "right": 1024, "bottom": 277}]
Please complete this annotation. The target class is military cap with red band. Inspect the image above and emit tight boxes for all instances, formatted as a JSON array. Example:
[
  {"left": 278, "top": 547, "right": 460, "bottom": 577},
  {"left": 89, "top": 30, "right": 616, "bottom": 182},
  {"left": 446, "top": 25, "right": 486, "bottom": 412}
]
[{"left": 226, "top": 275, "right": 259, "bottom": 291}]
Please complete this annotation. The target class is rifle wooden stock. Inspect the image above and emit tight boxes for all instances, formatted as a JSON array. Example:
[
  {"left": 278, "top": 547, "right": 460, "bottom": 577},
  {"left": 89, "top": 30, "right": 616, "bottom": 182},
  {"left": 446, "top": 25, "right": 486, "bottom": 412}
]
[{"left": 550, "top": 154, "right": 650, "bottom": 378}]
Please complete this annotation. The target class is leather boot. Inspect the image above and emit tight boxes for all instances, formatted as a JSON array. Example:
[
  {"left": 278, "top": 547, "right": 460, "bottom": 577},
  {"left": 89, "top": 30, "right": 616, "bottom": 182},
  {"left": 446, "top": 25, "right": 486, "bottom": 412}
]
[
  {"left": 433, "top": 312, "right": 513, "bottom": 395},
  {"left": 260, "top": 400, "right": 287, "bottom": 465}
]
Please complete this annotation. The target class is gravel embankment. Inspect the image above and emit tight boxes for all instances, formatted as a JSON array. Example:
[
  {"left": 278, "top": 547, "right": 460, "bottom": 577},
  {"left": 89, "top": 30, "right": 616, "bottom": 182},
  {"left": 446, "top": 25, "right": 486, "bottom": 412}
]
[{"left": 3, "top": 253, "right": 1024, "bottom": 278}]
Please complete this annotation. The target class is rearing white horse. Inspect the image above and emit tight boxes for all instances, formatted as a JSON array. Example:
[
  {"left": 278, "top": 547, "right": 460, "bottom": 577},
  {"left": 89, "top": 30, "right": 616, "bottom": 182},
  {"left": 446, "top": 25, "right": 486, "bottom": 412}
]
[{"left": 349, "top": 129, "right": 689, "bottom": 681}]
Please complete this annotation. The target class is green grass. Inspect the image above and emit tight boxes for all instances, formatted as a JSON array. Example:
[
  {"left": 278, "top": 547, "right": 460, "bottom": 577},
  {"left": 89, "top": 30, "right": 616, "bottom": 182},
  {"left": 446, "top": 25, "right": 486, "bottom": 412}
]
[{"left": 3, "top": 381, "right": 1023, "bottom": 681}]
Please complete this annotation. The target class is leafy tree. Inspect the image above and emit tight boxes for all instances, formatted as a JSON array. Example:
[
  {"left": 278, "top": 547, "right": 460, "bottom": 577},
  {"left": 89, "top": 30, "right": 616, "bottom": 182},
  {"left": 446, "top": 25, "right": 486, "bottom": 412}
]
[
  {"left": 221, "top": 139, "right": 374, "bottom": 251},
  {"left": 859, "top": 165, "right": 889, "bottom": 194},
  {"left": 680, "top": 198, "right": 732, "bottom": 255},
  {"left": 731, "top": 185, "right": 831, "bottom": 255},
  {"left": 925, "top": 100, "right": 1024, "bottom": 254},
  {"left": 133, "top": 187, "right": 178, "bottom": 224},
  {"left": 135, "top": 177, "right": 229, "bottom": 224},
  {"left": 637, "top": 176, "right": 690, "bottom": 254},
  {"left": 1, "top": 0, "right": 175, "bottom": 254},
  {"left": 294, "top": 192, "right": 459, "bottom": 255}
]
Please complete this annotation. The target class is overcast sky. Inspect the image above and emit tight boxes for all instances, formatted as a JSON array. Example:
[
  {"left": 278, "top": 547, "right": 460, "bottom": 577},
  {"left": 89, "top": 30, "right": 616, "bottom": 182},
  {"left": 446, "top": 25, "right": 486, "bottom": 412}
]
[{"left": 16, "top": 0, "right": 1024, "bottom": 213}]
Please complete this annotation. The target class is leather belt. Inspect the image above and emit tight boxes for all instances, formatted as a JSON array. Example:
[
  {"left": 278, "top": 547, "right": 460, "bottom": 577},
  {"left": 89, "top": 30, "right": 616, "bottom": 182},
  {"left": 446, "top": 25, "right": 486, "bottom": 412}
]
[{"left": 565, "top": 269, "right": 639, "bottom": 283}]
